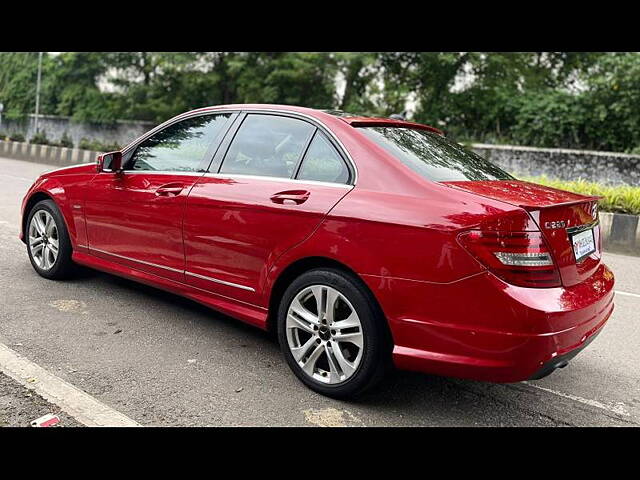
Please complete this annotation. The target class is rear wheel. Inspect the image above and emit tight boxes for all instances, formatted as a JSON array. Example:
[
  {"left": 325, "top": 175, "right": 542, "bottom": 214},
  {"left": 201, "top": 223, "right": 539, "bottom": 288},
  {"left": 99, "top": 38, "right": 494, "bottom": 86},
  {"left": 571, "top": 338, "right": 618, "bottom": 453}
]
[
  {"left": 26, "top": 200, "right": 75, "bottom": 279},
  {"left": 277, "top": 268, "right": 390, "bottom": 398}
]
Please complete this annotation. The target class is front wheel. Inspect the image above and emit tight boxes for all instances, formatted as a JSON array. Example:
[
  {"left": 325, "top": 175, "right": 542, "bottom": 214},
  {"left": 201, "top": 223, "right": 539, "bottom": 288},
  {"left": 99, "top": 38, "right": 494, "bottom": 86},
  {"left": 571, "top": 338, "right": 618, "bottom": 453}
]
[
  {"left": 26, "top": 199, "right": 76, "bottom": 279},
  {"left": 277, "top": 268, "right": 391, "bottom": 398}
]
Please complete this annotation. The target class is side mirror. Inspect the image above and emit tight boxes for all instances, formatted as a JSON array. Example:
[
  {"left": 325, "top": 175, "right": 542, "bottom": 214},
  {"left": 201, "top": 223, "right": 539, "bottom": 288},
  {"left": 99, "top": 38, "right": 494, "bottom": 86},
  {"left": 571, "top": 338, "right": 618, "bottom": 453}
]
[{"left": 96, "top": 151, "right": 123, "bottom": 173}]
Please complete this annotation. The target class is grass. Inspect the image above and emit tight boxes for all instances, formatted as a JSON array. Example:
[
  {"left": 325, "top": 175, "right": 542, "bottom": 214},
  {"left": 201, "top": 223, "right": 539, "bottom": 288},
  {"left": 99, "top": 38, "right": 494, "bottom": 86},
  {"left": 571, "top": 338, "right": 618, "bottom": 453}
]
[{"left": 522, "top": 176, "right": 640, "bottom": 216}]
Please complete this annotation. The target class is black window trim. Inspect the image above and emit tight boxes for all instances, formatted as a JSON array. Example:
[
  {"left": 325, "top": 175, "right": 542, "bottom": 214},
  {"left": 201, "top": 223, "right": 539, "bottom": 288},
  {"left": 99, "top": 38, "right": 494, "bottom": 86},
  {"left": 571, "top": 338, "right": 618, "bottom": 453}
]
[
  {"left": 203, "top": 112, "right": 245, "bottom": 173},
  {"left": 120, "top": 110, "right": 240, "bottom": 174},
  {"left": 292, "top": 127, "right": 319, "bottom": 179},
  {"left": 211, "top": 109, "right": 356, "bottom": 186}
]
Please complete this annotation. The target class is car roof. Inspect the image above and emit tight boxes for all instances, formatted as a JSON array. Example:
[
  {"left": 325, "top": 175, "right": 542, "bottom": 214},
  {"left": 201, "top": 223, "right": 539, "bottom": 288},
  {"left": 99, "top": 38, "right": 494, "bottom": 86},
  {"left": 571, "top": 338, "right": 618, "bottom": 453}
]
[
  {"left": 181, "top": 104, "right": 444, "bottom": 135},
  {"left": 184, "top": 103, "right": 325, "bottom": 117}
]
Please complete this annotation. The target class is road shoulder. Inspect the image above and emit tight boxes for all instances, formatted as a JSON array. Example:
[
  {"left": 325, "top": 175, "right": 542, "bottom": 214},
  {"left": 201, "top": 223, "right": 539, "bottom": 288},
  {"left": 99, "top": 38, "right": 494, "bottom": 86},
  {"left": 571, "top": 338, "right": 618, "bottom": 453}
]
[{"left": 0, "top": 372, "right": 82, "bottom": 427}]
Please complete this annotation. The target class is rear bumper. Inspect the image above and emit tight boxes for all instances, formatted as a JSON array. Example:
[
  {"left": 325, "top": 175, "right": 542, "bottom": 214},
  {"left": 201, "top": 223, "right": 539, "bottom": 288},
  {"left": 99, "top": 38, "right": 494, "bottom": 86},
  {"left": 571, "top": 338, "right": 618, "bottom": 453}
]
[
  {"left": 528, "top": 326, "right": 601, "bottom": 380},
  {"left": 362, "top": 263, "right": 615, "bottom": 383}
]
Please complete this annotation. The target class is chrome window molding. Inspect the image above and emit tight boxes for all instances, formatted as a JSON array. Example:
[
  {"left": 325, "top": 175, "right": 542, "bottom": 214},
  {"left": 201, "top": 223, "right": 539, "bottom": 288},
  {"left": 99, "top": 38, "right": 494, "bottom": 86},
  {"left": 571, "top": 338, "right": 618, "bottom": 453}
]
[
  {"left": 202, "top": 172, "right": 353, "bottom": 189},
  {"left": 102, "top": 170, "right": 353, "bottom": 189},
  {"left": 117, "top": 170, "right": 207, "bottom": 177}
]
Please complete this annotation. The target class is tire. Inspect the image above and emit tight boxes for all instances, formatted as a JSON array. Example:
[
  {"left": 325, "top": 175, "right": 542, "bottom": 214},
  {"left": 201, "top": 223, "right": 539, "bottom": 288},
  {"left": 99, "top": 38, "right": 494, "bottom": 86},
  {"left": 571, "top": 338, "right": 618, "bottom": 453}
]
[
  {"left": 25, "top": 199, "right": 76, "bottom": 279},
  {"left": 277, "top": 268, "right": 391, "bottom": 399}
]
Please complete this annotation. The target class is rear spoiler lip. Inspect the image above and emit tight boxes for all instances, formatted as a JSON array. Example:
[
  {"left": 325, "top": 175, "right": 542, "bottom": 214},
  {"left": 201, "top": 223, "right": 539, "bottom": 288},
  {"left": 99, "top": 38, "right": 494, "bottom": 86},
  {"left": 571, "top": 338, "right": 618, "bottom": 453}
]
[
  {"left": 340, "top": 117, "right": 444, "bottom": 136},
  {"left": 516, "top": 195, "right": 603, "bottom": 210},
  {"left": 440, "top": 180, "right": 603, "bottom": 210}
]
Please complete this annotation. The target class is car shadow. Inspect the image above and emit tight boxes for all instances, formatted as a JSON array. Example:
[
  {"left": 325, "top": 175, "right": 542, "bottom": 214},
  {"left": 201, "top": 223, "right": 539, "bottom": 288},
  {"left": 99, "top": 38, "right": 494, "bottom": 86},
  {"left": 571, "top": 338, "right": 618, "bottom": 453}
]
[
  {"left": 70, "top": 269, "right": 522, "bottom": 400},
  {"left": 83, "top": 268, "right": 273, "bottom": 340}
]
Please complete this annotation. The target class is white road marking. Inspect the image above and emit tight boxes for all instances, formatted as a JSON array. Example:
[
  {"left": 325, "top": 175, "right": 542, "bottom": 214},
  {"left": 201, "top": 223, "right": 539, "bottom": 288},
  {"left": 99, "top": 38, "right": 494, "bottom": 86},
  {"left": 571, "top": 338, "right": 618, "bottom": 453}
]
[
  {"left": 616, "top": 290, "right": 640, "bottom": 299},
  {"left": 0, "top": 342, "right": 140, "bottom": 427},
  {"left": 523, "top": 381, "right": 630, "bottom": 417}
]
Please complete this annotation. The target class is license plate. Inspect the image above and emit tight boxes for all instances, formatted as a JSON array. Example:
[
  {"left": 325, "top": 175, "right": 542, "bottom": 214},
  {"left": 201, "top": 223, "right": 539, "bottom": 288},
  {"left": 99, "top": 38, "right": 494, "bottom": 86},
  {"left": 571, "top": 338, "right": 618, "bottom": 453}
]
[{"left": 571, "top": 227, "right": 596, "bottom": 262}]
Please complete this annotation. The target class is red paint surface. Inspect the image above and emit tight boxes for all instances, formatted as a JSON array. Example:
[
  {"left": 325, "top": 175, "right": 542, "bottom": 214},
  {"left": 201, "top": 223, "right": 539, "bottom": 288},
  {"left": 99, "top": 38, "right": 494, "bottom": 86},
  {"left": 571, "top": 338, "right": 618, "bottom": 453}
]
[
  {"left": 183, "top": 175, "right": 350, "bottom": 304},
  {"left": 20, "top": 104, "right": 615, "bottom": 383}
]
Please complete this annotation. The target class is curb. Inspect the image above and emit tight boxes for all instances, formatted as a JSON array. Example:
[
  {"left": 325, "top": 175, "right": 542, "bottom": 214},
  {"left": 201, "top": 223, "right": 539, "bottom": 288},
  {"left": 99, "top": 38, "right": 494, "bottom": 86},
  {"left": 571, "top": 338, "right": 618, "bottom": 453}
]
[
  {"left": 0, "top": 140, "right": 102, "bottom": 168},
  {"left": 600, "top": 212, "right": 640, "bottom": 256}
]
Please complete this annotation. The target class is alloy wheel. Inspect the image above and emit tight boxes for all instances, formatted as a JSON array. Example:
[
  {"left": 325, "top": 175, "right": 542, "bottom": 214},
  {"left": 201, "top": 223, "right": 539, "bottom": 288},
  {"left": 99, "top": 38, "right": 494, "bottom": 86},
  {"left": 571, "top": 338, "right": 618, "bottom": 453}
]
[
  {"left": 28, "top": 209, "right": 59, "bottom": 271},
  {"left": 286, "top": 285, "right": 364, "bottom": 384}
]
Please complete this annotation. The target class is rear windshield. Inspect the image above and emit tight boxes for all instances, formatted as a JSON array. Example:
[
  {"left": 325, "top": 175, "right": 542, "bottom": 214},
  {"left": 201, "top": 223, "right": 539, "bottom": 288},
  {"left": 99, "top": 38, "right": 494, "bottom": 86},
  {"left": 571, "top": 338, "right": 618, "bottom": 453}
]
[{"left": 358, "top": 127, "right": 514, "bottom": 182}]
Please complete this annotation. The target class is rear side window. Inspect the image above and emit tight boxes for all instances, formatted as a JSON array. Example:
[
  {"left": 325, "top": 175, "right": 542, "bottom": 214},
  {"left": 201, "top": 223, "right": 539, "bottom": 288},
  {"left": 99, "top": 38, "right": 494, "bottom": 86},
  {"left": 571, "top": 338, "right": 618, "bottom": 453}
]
[
  {"left": 359, "top": 127, "right": 513, "bottom": 182},
  {"left": 128, "top": 113, "right": 231, "bottom": 172},
  {"left": 297, "top": 132, "right": 350, "bottom": 184},
  {"left": 220, "top": 114, "right": 314, "bottom": 178}
]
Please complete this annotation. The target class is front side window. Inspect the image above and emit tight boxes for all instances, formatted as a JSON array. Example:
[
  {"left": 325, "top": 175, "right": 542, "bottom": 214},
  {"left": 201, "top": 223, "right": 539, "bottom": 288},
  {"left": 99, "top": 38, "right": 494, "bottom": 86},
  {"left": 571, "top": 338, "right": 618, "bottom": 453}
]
[
  {"left": 359, "top": 127, "right": 514, "bottom": 182},
  {"left": 297, "top": 132, "right": 350, "bottom": 184},
  {"left": 128, "top": 114, "right": 231, "bottom": 172},
  {"left": 220, "top": 114, "right": 314, "bottom": 178}
]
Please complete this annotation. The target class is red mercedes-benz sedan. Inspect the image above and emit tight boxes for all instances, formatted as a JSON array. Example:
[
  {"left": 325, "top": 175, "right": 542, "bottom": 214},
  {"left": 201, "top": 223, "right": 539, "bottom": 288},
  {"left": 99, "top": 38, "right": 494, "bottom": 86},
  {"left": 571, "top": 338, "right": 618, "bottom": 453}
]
[{"left": 20, "top": 104, "right": 614, "bottom": 398}]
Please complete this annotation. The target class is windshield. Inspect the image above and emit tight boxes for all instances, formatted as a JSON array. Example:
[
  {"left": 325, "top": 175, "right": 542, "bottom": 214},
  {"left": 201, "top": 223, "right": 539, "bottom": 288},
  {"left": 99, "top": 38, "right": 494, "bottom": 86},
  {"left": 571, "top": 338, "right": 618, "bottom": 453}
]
[{"left": 358, "top": 127, "right": 514, "bottom": 182}]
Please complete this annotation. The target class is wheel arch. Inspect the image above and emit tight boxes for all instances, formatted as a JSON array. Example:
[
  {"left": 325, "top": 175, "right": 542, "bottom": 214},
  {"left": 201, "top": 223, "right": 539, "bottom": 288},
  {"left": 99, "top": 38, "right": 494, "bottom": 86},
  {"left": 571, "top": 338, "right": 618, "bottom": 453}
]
[
  {"left": 266, "top": 256, "right": 390, "bottom": 343},
  {"left": 22, "top": 187, "right": 78, "bottom": 250},
  {"left": 22, "top": 191, "right": 56, "bottom": 243}
]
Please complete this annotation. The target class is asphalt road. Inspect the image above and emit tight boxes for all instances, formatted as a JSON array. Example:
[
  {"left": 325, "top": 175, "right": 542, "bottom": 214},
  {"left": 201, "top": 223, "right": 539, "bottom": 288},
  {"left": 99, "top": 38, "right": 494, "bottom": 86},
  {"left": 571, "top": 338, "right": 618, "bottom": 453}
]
[
  {"left": 0, "top": 157, "right": 639, "bottom": 427},
  {"left": 0, "top": 373, "right": 81, "bottom": 427}
]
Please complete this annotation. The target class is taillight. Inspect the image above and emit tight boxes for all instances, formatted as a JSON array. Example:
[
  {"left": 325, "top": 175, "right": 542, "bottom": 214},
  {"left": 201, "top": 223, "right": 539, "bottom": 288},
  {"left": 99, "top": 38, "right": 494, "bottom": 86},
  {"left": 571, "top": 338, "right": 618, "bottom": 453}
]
[{"left": 457, "top": 230, "right": 561, "bottom": 288}]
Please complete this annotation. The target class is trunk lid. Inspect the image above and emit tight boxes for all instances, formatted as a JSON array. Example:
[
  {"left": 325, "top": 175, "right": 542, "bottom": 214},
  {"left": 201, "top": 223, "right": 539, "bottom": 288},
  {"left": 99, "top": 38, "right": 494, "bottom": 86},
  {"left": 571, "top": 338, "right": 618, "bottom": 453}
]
[{"left": 444, "top": 180, "right": 602, "bottom": 287}]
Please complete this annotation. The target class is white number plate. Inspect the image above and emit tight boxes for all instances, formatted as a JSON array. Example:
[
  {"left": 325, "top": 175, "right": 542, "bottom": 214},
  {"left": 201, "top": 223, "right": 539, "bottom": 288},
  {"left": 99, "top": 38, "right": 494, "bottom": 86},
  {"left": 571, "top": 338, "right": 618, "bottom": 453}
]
[{"left": 571, "top": 228, "right": 596, "bottom": 262}]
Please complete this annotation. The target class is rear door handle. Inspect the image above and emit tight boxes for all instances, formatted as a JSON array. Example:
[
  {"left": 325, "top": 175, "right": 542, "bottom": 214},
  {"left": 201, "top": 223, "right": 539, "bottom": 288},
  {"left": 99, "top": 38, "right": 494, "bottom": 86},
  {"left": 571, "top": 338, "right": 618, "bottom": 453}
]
[
  {"left": 270, "top": 190, "right": 310, "bottom": 205},
  {"left": 155, "top": 183, "right": 184, "bottom": 196}
]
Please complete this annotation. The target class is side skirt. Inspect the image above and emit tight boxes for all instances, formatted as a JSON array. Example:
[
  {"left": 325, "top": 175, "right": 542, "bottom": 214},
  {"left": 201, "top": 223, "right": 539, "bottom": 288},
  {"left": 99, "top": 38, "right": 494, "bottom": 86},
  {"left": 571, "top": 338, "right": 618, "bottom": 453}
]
[{"left": 72, "top": 251, "right": 268, "bottom": 330}]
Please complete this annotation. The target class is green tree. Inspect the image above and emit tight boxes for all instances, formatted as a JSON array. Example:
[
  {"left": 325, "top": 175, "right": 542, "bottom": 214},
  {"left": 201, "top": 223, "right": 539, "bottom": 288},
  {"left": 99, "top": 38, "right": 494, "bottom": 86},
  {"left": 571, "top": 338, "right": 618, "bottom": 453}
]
[
  {"left": 3, "top": 51, "right": 640, "bottom": 153},
  {"left": 580, "top": 53, "right": 640, "bottom": 151},
  {"left": 0, "top": 52, "right": 117, "bottom": 122},
  {"left": 0, "top": 52, "right": 57, "bottom": 119},
  {"left": 334, "top": 52, "right": 381, "bottom": 114},
  {"left": 50, "top": 52, "right": 117, "bottom": 122},
  {"left": 227, "top": 52, "right": 337, "bottom": 108}
]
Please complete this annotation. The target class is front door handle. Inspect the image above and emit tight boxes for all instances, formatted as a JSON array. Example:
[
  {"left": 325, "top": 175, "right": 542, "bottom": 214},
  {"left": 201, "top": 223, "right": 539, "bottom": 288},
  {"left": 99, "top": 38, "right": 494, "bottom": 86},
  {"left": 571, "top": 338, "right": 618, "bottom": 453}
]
[
  {"left": 155, "top": 183, "right": 184, "bottom": 196},
  {"left": 270, "top": 190, "right": 310, "bottom": 205}
]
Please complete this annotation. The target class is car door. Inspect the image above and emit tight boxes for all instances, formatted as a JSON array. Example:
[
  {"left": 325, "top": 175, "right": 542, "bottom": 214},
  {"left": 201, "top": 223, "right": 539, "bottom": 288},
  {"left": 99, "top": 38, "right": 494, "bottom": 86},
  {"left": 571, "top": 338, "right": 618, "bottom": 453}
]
[
  {"left": 84, "top": 112, "right": 235, "bottom": 282},
  {"left": 183, "top": 112, "right": 354, "bottom": 305}
]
